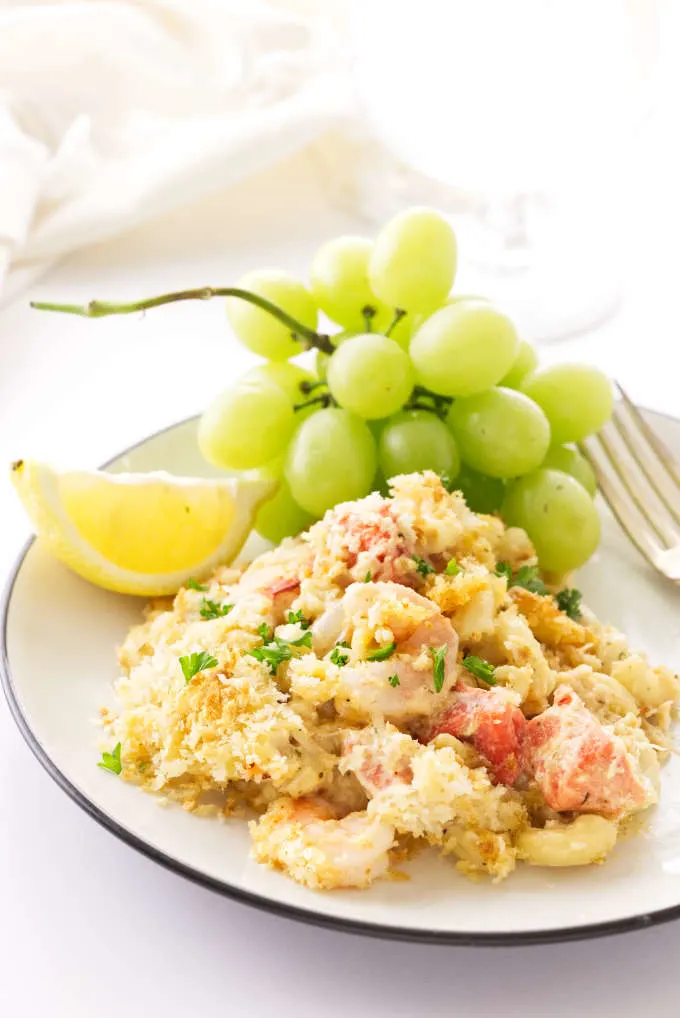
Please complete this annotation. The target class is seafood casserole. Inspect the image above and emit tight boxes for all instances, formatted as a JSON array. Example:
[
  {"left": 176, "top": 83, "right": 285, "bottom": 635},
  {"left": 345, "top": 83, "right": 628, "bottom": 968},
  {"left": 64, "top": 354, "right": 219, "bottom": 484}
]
[{"left": 104, "top": 473, "right": 678, "bottom": 890}]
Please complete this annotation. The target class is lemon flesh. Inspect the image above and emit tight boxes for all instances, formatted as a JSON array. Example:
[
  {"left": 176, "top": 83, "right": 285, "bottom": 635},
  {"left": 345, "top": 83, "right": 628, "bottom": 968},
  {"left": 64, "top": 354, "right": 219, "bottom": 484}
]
[{"left": 11, "top": 460, "right": 275, "bottom": 596}]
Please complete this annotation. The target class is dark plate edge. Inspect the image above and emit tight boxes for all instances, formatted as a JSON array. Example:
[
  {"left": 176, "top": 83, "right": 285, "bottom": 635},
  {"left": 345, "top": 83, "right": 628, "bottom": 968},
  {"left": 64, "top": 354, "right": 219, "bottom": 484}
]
[{"left": 3, "top": 409, "right": 680, "bottom": 947}]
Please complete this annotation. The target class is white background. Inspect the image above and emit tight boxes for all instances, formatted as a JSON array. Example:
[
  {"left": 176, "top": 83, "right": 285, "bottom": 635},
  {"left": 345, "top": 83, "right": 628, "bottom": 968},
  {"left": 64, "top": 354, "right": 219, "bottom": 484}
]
[{"left": 2, "top": 148, "right": 680, "bottom": 1017}]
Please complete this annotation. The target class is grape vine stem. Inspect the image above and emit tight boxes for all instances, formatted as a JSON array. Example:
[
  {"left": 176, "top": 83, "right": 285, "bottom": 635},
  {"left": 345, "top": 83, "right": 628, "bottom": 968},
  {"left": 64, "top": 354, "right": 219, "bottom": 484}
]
[{"left": 31, "top": 287, "right": 336, "bottom": 354}]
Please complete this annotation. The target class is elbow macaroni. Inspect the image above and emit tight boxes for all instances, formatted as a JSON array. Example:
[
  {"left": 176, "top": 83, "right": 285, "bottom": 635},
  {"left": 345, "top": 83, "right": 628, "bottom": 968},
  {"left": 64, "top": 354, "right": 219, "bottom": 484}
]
[{"left": 517, "top": 815, "right": 618, "bottom": 868}]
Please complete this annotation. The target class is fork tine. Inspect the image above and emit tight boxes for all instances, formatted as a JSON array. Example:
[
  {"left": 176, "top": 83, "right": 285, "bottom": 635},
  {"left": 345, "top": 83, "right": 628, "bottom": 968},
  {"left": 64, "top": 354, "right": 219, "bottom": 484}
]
[
  {"left": 580, "top": 434, "right": 667, "bottom": 569},
  {"left": 611, "top": 399, "right": 680, "bottom": 530},
  {"left": 594, "top": 427, "right": 677, "bottom": 548},
  {"left": 618, "top": 385, "right": 680, "bottom": 488}
]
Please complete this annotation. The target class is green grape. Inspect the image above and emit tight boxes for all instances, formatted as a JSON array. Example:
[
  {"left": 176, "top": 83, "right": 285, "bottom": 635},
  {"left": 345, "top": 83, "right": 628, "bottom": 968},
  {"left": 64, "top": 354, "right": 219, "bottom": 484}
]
[
  {"left": 326, "top": 333, "right": 414, "bottom": 420},
  {"left": 542, "top": 444, "right": 596, "bottom": 497},
  {"left": 243, "top": 361, "right": 314, "bottom": 404},
  {"left": 285, "top": 408, "right": 377, "bottom": 516},
  {"left": 412, "top": 294, "right": 490, "bottom": 333},
  {"left": 254, "top": 459, "right": 315, "bottom": 543},
  {"left": 410, "top": 301, "right": 519, "bottom": 397},
  {"left": 447, "top": 388, "right": 551, "bottom": 478},
  {"left": 502, "top": 469, "right": 601, "bottom": 574},
  {"left": 379, "top": 410, "right": 460, "bottom": 480},
  {"left": 309, "top": 236, "right": 392, "bottom": 332},
  {"left": 452, "top": 463, "right": 505, "bottom": 514},
  {"left": 520, "top": 364, "right": 613, "bottom": 444},
  {"left": 226, "top": 269, "right": 317, "bottom": 361},
  {"left": 499, "top": 340, "right": 539, "bottom": 389},
  {"left": 369, "top": 207, "right": 457, "bottom": 313},
  {"left": 198, "top": 381, "right": 294, "bottom": 470}
]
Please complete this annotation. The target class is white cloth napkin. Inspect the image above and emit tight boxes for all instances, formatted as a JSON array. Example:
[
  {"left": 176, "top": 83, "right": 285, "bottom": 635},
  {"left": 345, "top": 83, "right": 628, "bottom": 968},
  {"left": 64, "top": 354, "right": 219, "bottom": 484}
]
[{"left": 0, "top": 0, "right": 352, "bottom": 303}]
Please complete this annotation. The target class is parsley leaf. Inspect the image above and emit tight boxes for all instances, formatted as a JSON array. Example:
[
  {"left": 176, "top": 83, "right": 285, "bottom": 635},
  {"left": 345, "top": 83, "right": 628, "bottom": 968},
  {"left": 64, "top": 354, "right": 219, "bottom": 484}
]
[
  {"left": 248, "top": 641, "right": 293, "bottom": 674},
  {"left": 287, "top": 609, "right": 310, "bottom": 629},
  {"left": 330, "top": 645, "right": 349, "bottom": 666},
  {"left": 463, "top": 655, "right": 496, "bottom": 685},
  {"left": 445, "top": 558, "right": 460, "bottom": 576},
  {"left": 496, "top": 561, "right": 548, "bottom": 596},
  {"left": 366, "top": 641, "right": 397, "bottom": 662},
  {"left": 430, "top": 645, "right": 448, "bottom": 692},
  {"left": 511, "top": 565, "right": 548, "bottom": 595},
  {"left": 556, "top": 587, "right": 582, "bottom": 621},
  {"left": 179, "top": 651, "right": 218, "bottom": 683},
  {"left": 388, "top": 674, "right": 400, "bottom": 688},
  {"left": 186, "top": 577, "right": 208, "bottom": 591},
  {"left": 200, "top": 598, "right": 233, "bottom": 620},
  {"left": 413, "top": 555, "right": 435, "bottom": 578},
  {"left": 364, "top": 570, "right": 373, "bottom": 583},
  {"left": 289, "top": 630, "right": 312, "bottom": 649},
  {"left": 257, "top": 622, "right": 271, "bottom": 641},
  {"left": 98, "top": 742, "right": 122, "bottom": 775}
]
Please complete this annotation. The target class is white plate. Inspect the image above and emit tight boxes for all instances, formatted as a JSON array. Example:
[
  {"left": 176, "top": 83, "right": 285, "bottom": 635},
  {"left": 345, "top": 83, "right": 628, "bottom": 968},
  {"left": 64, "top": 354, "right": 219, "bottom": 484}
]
[{"left": 3, "top": 412, "right": 680, "bottom": 945}]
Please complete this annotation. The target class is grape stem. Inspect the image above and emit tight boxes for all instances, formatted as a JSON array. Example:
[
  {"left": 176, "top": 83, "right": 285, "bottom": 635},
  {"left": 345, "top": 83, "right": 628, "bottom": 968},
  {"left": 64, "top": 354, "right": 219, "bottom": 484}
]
[
  {"left": 30, "top": 287, "right": 337, "bottom": 355},
  {"left": 362, "top": 305, "right": 376, "bottom": 332},
  {"left": 293, "top": 394, "right": 335, "bottom": 412},
  {"left": 300, "top": 379, "right": 328, "bottom": 395},
  {"left": 385, "top": 308, "right": 406, "bottom": 337},
  {"left": 404, "top": 385, "right": 454, "bottom": 419}
]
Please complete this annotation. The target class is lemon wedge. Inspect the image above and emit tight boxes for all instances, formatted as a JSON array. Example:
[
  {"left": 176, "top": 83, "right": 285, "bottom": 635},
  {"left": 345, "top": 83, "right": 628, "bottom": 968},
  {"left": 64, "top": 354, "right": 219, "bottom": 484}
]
[{"left": 10, "top": 459, "right": 275, "bottom": 595}]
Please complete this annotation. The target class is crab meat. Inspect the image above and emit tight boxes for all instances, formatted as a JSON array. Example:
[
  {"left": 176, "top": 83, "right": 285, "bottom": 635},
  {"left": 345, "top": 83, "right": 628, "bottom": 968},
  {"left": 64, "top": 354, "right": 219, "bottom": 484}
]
[
  {"left": 428, "top": 685, "right": 527, "bottom": 785},
  {"left": 522, "top": 685, "right": 656, "bottom": 818}
]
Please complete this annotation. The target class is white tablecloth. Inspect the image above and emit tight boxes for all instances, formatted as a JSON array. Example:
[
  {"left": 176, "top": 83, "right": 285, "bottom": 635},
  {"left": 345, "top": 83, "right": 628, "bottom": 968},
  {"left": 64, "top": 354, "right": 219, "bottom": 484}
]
[{"left": 1, "top": 149, "right": 679, "bottom": 1017}]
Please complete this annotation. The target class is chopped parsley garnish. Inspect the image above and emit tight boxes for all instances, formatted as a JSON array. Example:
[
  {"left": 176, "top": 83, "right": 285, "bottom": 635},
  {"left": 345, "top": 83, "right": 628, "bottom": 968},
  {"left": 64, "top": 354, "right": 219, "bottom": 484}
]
[
  {"left": 98, "top": 742, "right": 122, "bottom": 775},
  {"left": 445, "top": 558, "right": 460, "bottom": 576},
  {"left": 248, "top": 641, "right": 292, "bottom": 674},
  {"left": 186, "top": 577, "right": 208, "bottom": 591},
  {"left": 430, "top": 645, "right": 448, "bottom": 693},
  {"left": 179, "top": 651, "right": 218, "bottom": 683},
  {"left": 439, "top": 472, "right": 456, "bottom": 493},
  {"left": 200, "top": 598, "right": 233, "bottom": 620},
  {"left": 388, "top": 674, "right": 400, "bottom": 688},
  {"left": 287, "top": 609, "right": 310, "bottom": 629},
  {"left": 330, "top": 644, "right": 349, "bottom": 666},
  {"left": 366, "top": 641, "right": 397, "bottom": 662},
  {"left": 289, "top": 630, "right": 312, "bottom": 649},
  {"left": 495, "top": 561, "right": 547, "bottom": 596},
  {"left": 463, "top": 655, "right": 496, "bottom": 685},
  {"left": 364, "top": 570, "right": 373, "bottom": 583},
  {"left": 413, "top": 555, "right": 435, "bottom": 577},
  {"left": 257, "top": 622, "right": 271, "bottom": 641},
  {"left": 511, "top": 565, "right": 548, "bottom": 596},
  {"left": 556, "top": 587, "right": 583, "bottom": 621}
]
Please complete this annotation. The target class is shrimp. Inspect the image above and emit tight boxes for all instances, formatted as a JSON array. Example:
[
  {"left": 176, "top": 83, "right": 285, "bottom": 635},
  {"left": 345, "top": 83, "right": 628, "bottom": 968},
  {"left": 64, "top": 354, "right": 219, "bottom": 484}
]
[
  {"left": 249, "top": 796, "right": 394, "bottom": 890},
  {"left": 314, "top": 581, "right": 459, "bottom": 724},
  {"left": 522, "top": 685, "right": 657, "bottom": 818},
  {"left": 428, "top": 685, "right": 527, "bottom": 786},
  {"left": 236, "top": 542, "right": 312, "bottom": 624}
]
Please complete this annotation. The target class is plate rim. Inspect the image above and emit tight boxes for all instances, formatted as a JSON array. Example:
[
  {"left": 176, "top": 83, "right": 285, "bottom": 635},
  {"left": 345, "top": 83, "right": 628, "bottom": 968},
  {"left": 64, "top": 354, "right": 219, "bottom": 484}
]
[{"left": 3, "top": 409, "right": 679, "bottom": 947}]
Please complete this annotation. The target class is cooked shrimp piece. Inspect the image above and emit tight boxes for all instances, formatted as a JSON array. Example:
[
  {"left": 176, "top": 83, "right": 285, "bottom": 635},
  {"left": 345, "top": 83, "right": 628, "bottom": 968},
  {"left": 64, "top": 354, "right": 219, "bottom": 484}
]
[
  {"left": 323, "top": 581, "right": 459, "bottom": 723},
  {"left": 428, "top": 685, "right": 527, "bottom": 786},
  {"left": 249, "top": 796, "right": 394, "bottom": 890},
  {"left": 522, "top": 685, "right": 657, "bottom": 818}
]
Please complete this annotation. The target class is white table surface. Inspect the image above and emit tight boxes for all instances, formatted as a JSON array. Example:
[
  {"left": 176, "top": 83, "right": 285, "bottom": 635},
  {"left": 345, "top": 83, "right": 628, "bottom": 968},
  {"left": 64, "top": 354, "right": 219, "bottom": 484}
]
[{"left": 2, "top": 148, "right": 680, "bottom": 1017}]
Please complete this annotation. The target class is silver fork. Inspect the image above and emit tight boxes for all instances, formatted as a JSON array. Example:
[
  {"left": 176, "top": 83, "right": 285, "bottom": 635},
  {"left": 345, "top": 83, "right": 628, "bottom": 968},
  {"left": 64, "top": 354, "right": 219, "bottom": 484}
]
[{"left": 579, "top": 384, "right": 680, "bottom": 582}]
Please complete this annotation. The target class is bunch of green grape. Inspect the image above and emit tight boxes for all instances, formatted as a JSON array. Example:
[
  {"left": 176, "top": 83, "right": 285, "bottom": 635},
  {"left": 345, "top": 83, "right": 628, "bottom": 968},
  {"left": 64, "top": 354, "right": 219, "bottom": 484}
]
[{"left": 197, "top": 207, "right": 612, "bottom": 575}]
